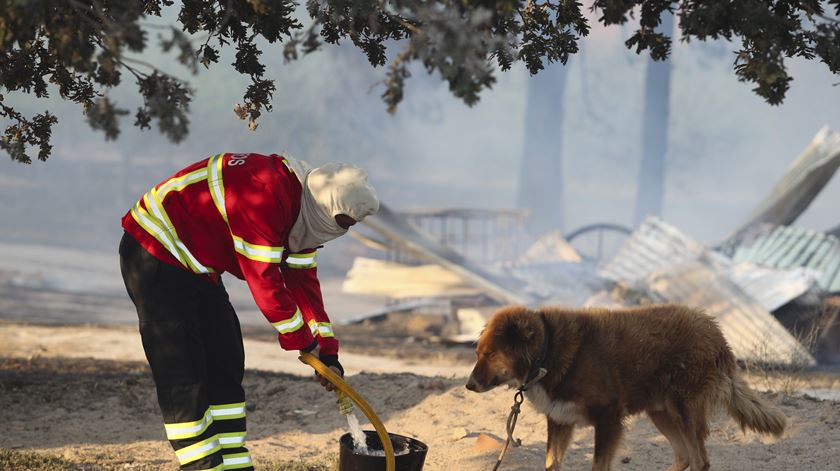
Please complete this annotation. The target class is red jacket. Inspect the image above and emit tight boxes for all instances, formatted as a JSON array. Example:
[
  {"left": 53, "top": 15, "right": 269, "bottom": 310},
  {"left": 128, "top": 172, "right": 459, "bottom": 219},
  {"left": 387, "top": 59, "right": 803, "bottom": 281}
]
[{"left": 121, "top": 152, "right": 338, "bottom": 355}]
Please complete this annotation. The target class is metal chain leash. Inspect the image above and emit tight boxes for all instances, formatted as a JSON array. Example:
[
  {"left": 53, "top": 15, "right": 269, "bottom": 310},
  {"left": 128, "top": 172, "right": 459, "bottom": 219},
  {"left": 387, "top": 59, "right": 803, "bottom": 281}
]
[
  {"left": 491, "top": 313, "right": 550, "bottom": 471},
  {"left": 492, "top": 389, "right": 525, "bottom": 471}
]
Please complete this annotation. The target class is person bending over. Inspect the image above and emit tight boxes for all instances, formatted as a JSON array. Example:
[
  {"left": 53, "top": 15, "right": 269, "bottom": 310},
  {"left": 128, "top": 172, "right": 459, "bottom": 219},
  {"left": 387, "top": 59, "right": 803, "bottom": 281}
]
[{"left": 119, "top": 152, "right": 378, "bottom": 470}]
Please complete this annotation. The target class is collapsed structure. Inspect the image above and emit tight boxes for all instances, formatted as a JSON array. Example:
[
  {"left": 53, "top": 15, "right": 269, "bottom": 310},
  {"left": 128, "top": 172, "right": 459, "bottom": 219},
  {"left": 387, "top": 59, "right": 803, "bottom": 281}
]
[{"left": 344, "top": 127, "right": 840, "bottom": 366}]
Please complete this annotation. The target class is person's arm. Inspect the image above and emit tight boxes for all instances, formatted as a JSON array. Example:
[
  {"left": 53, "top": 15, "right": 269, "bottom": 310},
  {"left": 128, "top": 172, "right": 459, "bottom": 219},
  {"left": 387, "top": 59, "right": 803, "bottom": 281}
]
[
  {"left": 238, "top": 252, "right": 317, "bottom": 352},
  {"left": 281, "top": 249, "right": 343, "bottom": 374},
  {"left": 219, "top": 155, "right": 318, "bottom": 352}
]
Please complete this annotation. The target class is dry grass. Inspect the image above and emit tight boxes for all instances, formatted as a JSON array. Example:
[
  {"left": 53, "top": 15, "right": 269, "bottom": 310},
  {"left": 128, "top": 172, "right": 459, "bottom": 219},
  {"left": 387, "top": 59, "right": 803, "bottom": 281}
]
[
  {"left": 262, "top": 457, "right": 335, "bottom": 471},
  {"left": 742, "top": 304, "right": 832, "bottom": 396},
  {"left": 0, "top": 448, "right": 335, "bottom": 471},
  {"left": 0, "top": 448, "right": 98, "bottom": 471}
]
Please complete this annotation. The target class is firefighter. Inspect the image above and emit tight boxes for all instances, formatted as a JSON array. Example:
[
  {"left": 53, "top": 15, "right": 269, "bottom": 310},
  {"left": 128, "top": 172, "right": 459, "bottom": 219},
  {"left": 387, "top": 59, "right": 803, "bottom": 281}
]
[{"left": 118, "top": 152, "right": 379, "bottom": 470}]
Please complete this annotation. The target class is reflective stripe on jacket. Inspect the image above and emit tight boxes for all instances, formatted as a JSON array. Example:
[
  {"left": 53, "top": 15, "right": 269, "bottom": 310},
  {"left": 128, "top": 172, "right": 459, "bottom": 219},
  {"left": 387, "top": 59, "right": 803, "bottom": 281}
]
[{"left": 121, "top": 153, "right": 339, "bottom": 355}]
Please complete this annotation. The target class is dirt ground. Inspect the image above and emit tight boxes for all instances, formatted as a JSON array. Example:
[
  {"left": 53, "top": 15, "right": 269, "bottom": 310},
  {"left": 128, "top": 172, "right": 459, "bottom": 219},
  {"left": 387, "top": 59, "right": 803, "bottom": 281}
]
[{"left": 2, "top": 320, "right": 840, "bottom": 470}]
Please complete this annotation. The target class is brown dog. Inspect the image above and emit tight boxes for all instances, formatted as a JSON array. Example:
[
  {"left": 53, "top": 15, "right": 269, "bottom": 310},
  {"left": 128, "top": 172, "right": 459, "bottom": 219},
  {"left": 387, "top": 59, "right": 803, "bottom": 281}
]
[{"left": 466, "top": 305, "right": 786, "bottom": 471}]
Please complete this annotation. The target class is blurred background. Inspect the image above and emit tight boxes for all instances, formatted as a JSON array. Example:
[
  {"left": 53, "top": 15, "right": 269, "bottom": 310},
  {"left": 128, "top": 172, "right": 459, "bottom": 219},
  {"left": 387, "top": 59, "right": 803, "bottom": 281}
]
[{"left": 2, "top": 9, "right": 839, "bottom": 342}]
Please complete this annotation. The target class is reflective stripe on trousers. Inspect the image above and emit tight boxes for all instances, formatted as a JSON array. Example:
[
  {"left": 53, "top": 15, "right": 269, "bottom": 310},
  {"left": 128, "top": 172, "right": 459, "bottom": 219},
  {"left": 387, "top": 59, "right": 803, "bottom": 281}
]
[
  {"left": 210, "top": 402, "right": 252, "bottom": 470},
  {"left": 163, "top": 402, "right": 252, "bottom": 470}
]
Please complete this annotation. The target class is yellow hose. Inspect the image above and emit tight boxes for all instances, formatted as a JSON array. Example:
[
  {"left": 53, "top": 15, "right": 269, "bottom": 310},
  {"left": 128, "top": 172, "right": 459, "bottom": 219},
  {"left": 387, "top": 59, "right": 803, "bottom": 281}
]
[{"left": 298, "top": 353, "right": 396, "bottom": 471}]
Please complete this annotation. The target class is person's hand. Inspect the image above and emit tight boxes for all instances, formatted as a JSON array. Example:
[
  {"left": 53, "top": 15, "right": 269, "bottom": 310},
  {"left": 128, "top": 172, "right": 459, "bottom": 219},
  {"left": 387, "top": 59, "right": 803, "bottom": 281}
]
[
  {"left": 300, "top": 342, "right": 344, "bottom": 392},
  {"left": 316, "top": 366, "right": 342, "bottom": 392},
  {"left": 317, "top": 354, "right": 344, "bottom": 392}
]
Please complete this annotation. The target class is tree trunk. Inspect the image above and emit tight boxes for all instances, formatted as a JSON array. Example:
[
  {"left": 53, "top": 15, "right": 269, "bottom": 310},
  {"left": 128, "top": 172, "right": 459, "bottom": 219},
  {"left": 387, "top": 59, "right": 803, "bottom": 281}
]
[
  {"left": 517, "top": 62, "right": 568, "bottom": 236},
  {"left": 633, "top": 12, "right": 674, "bottom": 225}
]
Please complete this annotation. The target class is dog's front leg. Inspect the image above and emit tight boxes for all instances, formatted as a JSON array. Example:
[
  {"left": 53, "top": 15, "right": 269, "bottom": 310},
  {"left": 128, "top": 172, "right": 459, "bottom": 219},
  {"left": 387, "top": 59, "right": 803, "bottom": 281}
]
[
  {"left": 591, "top": 414, "right": 623, "bottom": 471},
  {"left": 546, "top": 418, "right": 574, "bottom": 470}
]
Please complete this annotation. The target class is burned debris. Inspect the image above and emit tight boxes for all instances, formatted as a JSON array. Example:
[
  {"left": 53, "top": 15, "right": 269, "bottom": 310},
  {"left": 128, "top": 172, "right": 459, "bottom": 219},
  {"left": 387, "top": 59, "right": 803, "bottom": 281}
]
[{"left": 344, "top": 127, "right": 840, "bottom": 366}]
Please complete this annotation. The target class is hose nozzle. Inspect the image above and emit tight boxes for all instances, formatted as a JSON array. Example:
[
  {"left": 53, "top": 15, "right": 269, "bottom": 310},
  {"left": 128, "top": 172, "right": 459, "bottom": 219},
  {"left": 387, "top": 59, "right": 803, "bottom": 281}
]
[{"left": 336, "top": 391, "right": 354, "bottom": 415}]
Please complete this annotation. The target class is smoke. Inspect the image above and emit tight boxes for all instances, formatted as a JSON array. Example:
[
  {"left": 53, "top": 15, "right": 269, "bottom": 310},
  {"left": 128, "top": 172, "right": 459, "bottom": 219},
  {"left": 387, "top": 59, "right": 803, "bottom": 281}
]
[{"left": 1, "top": 16, "right": 839, "bottom": 264}]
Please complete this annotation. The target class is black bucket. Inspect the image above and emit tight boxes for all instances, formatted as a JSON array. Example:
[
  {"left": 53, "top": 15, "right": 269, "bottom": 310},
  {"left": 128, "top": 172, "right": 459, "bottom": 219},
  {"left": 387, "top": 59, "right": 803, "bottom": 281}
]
[{"left": 339, "top": 431, "right": 428, "bottom": 471}]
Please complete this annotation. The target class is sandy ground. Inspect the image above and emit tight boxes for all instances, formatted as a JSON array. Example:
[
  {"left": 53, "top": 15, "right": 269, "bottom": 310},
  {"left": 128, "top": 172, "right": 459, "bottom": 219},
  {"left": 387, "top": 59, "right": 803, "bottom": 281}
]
[
  {"left": 0, "top": 321, "right": 470, "bottom": 378},
  {"left": 2, "top": 322, "right": 840, "bottom": 470}
]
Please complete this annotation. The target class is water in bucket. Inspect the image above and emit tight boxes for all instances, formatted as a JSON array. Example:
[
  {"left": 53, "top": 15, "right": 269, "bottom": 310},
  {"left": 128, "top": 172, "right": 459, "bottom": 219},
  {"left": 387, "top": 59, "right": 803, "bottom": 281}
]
[
  {"left": 339, "top": 431, "right": 428, "bottom": 470},
  {"left": 335, "top": 390, "right": 428, "bottom": 469}
]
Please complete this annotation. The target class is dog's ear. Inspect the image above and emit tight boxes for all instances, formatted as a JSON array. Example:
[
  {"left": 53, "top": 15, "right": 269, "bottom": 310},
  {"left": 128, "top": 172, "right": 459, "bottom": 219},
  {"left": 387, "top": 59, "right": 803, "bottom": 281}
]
[{"left": 502, "top": 313, "right": 536, "bottom": 343}]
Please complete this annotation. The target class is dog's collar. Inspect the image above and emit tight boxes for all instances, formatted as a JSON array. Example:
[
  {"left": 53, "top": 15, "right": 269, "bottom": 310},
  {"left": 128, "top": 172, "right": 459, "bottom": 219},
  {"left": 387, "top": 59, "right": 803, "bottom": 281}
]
[{"left": 519, "top": 312, "right": 549, "bottom": 392}]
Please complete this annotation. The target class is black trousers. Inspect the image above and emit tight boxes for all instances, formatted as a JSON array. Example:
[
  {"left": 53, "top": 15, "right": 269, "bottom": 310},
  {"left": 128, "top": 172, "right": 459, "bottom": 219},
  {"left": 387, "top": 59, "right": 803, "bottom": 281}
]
[{"left": 119, "top": 232, "right": 254, "bottom": 471}]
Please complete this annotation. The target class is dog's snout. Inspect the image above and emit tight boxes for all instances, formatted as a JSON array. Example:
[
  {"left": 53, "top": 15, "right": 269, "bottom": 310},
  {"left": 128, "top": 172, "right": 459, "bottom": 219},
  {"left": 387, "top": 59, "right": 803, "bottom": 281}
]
[{"left": 465, "top": 378, "right": 478, "bottom": 391}]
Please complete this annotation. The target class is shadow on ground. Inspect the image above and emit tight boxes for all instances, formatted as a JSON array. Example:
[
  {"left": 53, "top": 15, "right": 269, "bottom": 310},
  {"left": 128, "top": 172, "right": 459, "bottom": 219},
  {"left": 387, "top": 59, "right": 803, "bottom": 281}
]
[{"left": 0, "top": 356, "right": 465, "bottom": 449}]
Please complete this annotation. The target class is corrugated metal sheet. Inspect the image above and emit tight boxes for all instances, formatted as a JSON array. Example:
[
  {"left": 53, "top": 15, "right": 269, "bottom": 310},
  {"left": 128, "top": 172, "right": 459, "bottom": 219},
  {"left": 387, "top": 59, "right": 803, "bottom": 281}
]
[
  {"left": 603, "top": 217, "right": 818, "bottom": 309},
  {"left": 726, "top": 226, "right": 840, "bottom": 293},
  {"left": 724, "top": 263, "right": 819, "bottom": 312},
  {"left": 728, "top": 126, "right": 840, "bottom": 236},
  {"left": 644, "top": 262, "right": 815, "bottom": 365},
  {"left": 602, "top": 217, "right": 816, "bottom": 365},
  {"left": 601, "top": 216, "right": 725, "bottom": 282}
]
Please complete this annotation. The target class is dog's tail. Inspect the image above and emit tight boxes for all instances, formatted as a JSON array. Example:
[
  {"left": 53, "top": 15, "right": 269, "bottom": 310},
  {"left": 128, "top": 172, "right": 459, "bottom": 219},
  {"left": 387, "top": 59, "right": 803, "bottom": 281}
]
[{"left": 725, "top": 374, "right": 786, "bottom": 437}]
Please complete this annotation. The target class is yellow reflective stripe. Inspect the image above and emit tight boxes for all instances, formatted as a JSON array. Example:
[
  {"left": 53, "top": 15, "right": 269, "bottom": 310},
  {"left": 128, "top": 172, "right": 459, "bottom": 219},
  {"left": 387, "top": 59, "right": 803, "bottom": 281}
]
[
  {"left": 281, "top": 158, "right": 294, "bottom": 174},
  {"left": 308, "top": 320, "right": 334, "bottom": 338},
  {"left": 175, "top": 436, "right": 221, "bottom": 465},
  {"left": 164, "top": 408, "right": 213, "bottom": 440},
  {"left": 131, "top": 165, "right": 215, "bottom": 274},
  {"left": 157, "top": 168, "right": 208, "bottom": 198},
  {"left": 207, "top": 154, "right": 228, "bottom": 223},
  {"left": 130, "top": 204, "right": 193, "bottom": 270},
  {"left": 145, "top": 191, "right": 211, "bottom": 274},
  {"left": 209, "top": 402, "right": 247, "bottom": 420},
  {"left": 272, "top": 308, "right": 304, "bottom": 334},
  {"left": 130, "top": 204, "right": 179, "bottom": 258},
  {"left": 217, "top": 431, "right": 247, "bottom": 448},
  {"left": 223, "top": 451, "right": 253, "bottom": 469},
  {"left": 145, "top": 189, "right": 212, "bottom": 274},
  {"left": 286, "top": 255, "right": 316, "bottom": 263},
  {"left": 232, "top": 235, "right": 284, "bottom": 263},
  {"left": 317, "top": 324, "right": 334, "bottom": 338},
  {"left": 206, "top": 153, "right": 285, "bottom": 266},
  {"left": 285, "top": 251, "right": 317, "bottom": 269}
]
